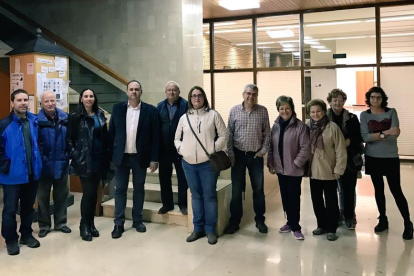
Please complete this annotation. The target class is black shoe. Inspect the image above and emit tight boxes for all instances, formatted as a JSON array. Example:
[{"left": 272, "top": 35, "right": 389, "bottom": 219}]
[
  {"left": 111, "top": 225, "right": 124, "bottom": 239},
  {"left": 186, "top": 231, "right": 206, "bottom": 242},
  {"left": 374, "top": 217, "right": 389, "bottom": 232},
  {"left": 79, "top": 223, "right": 92, "bottom": 242},
  {"left": 179, "top": 206, "right": 188, "bottom": 215},
  {"left": 345, "top": 219, "right": 356, "bottom": 230},
  {"left": 20, "top": 235, "right": 40, "bottom": 248},
  {"left": 38, "top": 229, "right": 51, "bottom": 238},
  {"left": 90, "top": 221, "right": 99, "bottom": 237},
  {"left": 312, "top": 228, "right": 326, "bottom": 235},
  {"left": 56, "top": 226, "right": 72, "bottom": 234},
  {"left": 207, "top": 233, "right": 217, "bottom": 245},
  {"left": 256, "top": 222, "right": 268, "bottom": 233},
  {"left": 158, "top": 206, "right": 174, "bottom": 214},
  {"left": 134, "top": 222, "right": 146, "bottom": 233},
  {"left": 403, "top": 222, "right": 413, "bottom": 240},
  {"left": 6, "top": 240, "right": 19, "bottom": 256},
  {"left": 224, "top": 225, "right": 240, "bottom": 235}
]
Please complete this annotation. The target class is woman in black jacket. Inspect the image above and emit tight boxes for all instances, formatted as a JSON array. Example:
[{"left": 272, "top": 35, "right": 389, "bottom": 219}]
[{"left": 67, "top": 88, "right": 109, "bottom": 241}]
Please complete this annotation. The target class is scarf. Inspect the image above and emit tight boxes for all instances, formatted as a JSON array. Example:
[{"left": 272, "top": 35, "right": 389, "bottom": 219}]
[{"left": 309, "top": 115, "right": 329, "bottom": 151}]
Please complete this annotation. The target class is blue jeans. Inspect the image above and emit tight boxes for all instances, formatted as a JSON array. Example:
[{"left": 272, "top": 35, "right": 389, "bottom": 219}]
[
  {"left": 182, "top": 160, "right": 219, "bottom": 234},
  {"left": 229, "top": 149, "right": 266, "bottom": 226},
  {"left": 1, "top": 178, "right": 38, "bottom": 243},
  {"left": 114, "top": 154, "right": 147, "bottom": 226}
]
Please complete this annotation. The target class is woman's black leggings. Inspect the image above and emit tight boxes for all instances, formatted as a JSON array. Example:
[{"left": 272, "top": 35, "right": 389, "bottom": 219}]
[{"left": 79, "top": 173, "right": 100, "bottom": 223}]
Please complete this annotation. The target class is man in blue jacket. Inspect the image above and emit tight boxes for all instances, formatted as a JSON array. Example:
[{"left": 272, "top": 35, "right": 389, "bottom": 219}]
[
  {"left": 157, "top": 81, "right": 188, "bottom": 215},
  {"left": 0, "top": 89, "right": 42, "bottom": 256},
  {"left": 37, "top": 91, "right": 71, "bottom": 238}
]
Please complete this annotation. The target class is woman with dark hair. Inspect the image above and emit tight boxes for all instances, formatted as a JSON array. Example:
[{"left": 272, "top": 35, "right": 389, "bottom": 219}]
[
  {"left": 174, "top": 86, "right": 227, "bottom": 245},
  {"left": 267, "top": 96, "right": 310, "bottom": 240},
  {"left": 326, "top": 89, "right": 363, "bottom": 230},
  {"left": 307, "top": 99, "right": 347, "bottom": 241},
  {"left": 67, "top": 88, "right": 109, "bottom": 241},
  {"left": 360, "top": 86, "right": 413, "bottom": 240}
]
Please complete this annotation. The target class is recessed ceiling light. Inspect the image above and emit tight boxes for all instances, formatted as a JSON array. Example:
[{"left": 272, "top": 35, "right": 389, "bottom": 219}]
[
  {"left": 321, "top": 36, "right": 368, "bottom": 41},
  {"left": 380, "top": 15, "right": 414, "bottom": 22},
  {"left": 235, "top": 42, "right": 276, "bottom": 46},
  {"left": 278, "top": 40, "right": 300, "bottom": 44},
  {"left": 318, "top": 49, "right": 332, "bottom": 53},
  {"left": 311, "top": 45, "right": 326, "bottom": 49},
  {"left": 305, "top": 20, "right": 362, "bottom": 27},
  {"left": 266, "top": 29, "right": 294, "bottom": 39},
  {"left": 257, "top": 25, "right": 300, "bottom": 31},
  {"left": 205, "top": 28, "right": 251, "bottom": 34},
  {"left": 293, "top": 52, "right": 300, "bottom": 56},
  {"left": 219, "top": 0, "right": 260, "bottom": 11},
  {"left": 280, "top": 43, "right": 296, "bottom": 48},
  {"left": 282, "top": 48, "right": 297, "bottom": 52},
  {"left": 304, "top": 40, "right": 320, "bottom": 45},
  {"left": 258, "top": 46, "right": 278, "bottom": 49},
  {"left": 381, "top": 32, "right": 414, "bottom": 38}
]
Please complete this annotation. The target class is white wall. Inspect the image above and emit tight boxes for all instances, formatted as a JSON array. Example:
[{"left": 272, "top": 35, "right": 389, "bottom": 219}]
[
  {"left": 336, "top": 38, "right": 376, "bottom": 65},
  {"left": 310, "top": 69, "right": 336, "bottom": 104}
]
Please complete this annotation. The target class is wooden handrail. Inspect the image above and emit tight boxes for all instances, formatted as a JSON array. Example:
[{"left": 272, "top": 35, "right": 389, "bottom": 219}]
[{"left": 0, "top": 0, "right": 128, "bottom": 85}]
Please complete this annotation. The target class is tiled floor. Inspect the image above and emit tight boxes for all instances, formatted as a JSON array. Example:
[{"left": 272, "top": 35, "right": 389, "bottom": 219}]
[{"left": 0, "top": 164, "right": 413, "bottom": 276}]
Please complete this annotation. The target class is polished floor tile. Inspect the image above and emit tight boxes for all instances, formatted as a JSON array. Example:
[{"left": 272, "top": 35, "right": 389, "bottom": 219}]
[{"left": 0, "top": 164, "right": 413, "bottom": 275}]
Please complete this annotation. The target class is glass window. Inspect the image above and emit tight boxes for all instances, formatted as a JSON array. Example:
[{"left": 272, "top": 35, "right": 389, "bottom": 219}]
[
  {"left": 304, "top": 8, "right": 376, "bottom": 66},
  {"left": 203, "top": 73, "right": 212, "bottom": 103},
  {"left": 210, "top": 20, "right": 253, "bottom": 69},
  {"left": 257, "top": 15, "right": 301, "bottom": 68},
  {"left": 381, "top": 5, "right": 414, "bottom": 63}
]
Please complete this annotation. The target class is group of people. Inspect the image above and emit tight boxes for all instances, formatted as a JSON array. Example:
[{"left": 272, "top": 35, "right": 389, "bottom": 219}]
[{"left": 0, "top": 80, "right": 412, "bottom": 256}]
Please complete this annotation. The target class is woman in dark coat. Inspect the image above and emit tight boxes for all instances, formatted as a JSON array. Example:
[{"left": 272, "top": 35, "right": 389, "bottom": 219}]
[{"left": 67, "top": 88, "right": 109, "bottom": 241}]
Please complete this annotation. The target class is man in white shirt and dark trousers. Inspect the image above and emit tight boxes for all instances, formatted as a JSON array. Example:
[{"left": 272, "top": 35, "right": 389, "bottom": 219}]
[
  {"left": 225, "top": 84, "right": 271, "bottom": 234},
  {"left": 109, "top": 80, "right": 159, "bottom": 239}
]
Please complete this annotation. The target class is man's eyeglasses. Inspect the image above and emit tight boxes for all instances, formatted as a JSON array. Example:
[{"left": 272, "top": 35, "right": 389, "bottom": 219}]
[{"left": 191, "top": 94, "right": 204, "bottom": 99}]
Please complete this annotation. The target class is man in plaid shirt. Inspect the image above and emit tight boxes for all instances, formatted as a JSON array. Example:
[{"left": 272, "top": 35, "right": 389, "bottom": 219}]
[{"left": 225, "top": 84, "right": 271, "bottom": 234}]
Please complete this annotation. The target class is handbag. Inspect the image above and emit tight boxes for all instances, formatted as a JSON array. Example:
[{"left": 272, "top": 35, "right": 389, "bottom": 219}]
[{"left": 186, "top": 113, "right": 231, "bottom": 172}]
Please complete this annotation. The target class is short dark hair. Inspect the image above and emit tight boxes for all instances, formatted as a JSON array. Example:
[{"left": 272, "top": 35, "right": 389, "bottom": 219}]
[
  {"left": 78, "top": 88, "right": 99, "bottom": 114},
  {"left": 327, "top": 88, "right": 347, "bottom": 103},
  {"left": 187, "top": 86, "right": 210, "bottom": 110},
  {"left": 306, "top": 99, "right": 327, "bottom": 114},
  {"left": 276, "top": 96, "right": 295, "bottom": 113},
  {"left": 127, "top": 80, "right": 142, "bottom": 90},
  {"left": 11, "top": 89, "right": 29, "bottom": 102},
  {"left": 365, "top": 86, "right": 388, "bottom": 108}
]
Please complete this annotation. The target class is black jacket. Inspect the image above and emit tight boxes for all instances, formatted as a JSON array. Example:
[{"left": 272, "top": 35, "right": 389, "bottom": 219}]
[
  {"left": 67, "top": 108, "right": 109, "bottom": 177},
  {"left": 108, "top": 101, "right": 159, "bottom": 168},
  {"left": 157, "top": 97, "right": 188, "bottom": 156}
]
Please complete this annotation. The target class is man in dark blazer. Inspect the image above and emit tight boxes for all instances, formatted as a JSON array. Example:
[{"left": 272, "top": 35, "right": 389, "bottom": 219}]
[
  {"left": 109, "top": 80, "right": 159, "bottom": 239},
  {"left": 157, "top": 81, "right": 188, "bottom": 215}
]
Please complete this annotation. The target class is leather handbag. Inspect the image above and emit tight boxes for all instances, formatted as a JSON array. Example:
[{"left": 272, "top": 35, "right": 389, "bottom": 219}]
[{"left": 186, "top": 113, "right": 231, "bottom": 173}]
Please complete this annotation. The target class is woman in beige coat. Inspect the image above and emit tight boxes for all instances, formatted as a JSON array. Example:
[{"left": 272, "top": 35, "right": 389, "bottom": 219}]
[{"left": 307, "top": 99, "right": 346, "bottom": 241}]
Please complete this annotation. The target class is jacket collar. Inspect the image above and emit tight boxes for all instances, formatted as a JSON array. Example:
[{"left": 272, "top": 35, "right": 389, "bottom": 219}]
[
  {"left": 38, "top": 108, "right": 68, "bottom": 122},
  {"left": 10, "top": 110, "right": 36, "bottom": 124},
  {"left": 275, "top": 113, "right": 298, "bottom": 128}
]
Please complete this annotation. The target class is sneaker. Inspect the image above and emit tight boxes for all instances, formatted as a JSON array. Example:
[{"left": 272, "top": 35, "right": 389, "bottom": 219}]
[
  {"left": 292, "top": 230, "right": 305, "bottom": 240},
  {"left": 6, "top": 240, "right": 20, "bottom": 256},
  {"left": 374, "top": 217, "right": 389, "bottom": 232},
  {"left": 186, "top": 231, "right": 205, "bottom": 242},
  {"left": 20, "top": 235, "right": 40, "bottom": 248},
  {"left": 224, "top": 225, "right": 240, "bottom": 235},
  {"left": 312, "top": 228, "right": 326, "bottom": 235},
  {"left": 403, "top": 222, "right": 413, "bottom": 240},
  {"left": 279, "top": 224, "right": 291, "bottom": 233},
  {"left": 206, "top": 233, "right": 218, "bottom": 245},
  {"left": 345, "top": 219, "right": 356, "bottom": 230},
  {"left": 327, "top": 233, "right": 338, "bottom": 241},
  {"left": 256, "top": 222, "right": 268, "bottom": 234}
]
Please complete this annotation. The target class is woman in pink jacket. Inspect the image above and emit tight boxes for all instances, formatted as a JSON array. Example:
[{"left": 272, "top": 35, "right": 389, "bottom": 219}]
[{"left": 268, "top": 96, "right": 310, "bottom": 240}]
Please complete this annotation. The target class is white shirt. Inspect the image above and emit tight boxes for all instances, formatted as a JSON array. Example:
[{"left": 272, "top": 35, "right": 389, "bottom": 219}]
[{"left": 124, "top": 101, "right": 141, "bottom": 153}]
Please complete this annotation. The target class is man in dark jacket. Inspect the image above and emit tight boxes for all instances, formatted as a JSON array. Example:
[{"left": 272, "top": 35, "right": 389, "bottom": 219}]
[
  {"left": 0, "top": 89, "right": 42, "bottom": 255},
  {"left": 37, "top": 91, "right": 71, "bottom": 238},
  {"left": 157, "top": 81, "right": 188, "bottom": 215}
]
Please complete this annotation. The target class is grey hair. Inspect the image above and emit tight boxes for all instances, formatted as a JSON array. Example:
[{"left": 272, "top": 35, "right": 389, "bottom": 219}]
[
  {"left": 276, "top": 95, "right": 295, "bottom": 113},
  {"left": 40, "top": 91, "right": 56, "bottom": 101},
  {"left": 243, "top": 84, "right": 259, "bottom": 93},
  {"left": 165, "top": 81, "right": 180, "bottom": 92}
]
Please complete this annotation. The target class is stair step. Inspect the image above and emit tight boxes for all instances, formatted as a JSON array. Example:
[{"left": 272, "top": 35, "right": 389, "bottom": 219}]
[
  {"left": 128, "top": 183, "right": 178, "bottom": 204},
  {"left": 102, "top": 199, "right": 187, "bottom": 227},
  {"left": 130, "top": 169, "right": 178, "bottom": 185}
]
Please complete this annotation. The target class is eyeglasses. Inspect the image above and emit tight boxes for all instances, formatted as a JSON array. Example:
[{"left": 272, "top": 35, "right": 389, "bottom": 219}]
[
  {"left": 370, "top": 96, "right": 382, "bottom": 100},
  {"left": 191, "top": 94, "right": 204, "bottom": 99},
  {"left": 244, "top": 92, "right": 258, "bottom": 97}
]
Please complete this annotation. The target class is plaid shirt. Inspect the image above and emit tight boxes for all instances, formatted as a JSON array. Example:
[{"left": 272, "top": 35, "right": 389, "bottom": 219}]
[{"left": 227, "top": 103, "right": 271, "bottom": 156}]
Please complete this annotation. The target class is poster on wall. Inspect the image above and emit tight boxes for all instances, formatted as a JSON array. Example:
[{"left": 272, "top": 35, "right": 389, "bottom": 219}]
[
  {"left": 55, "top": 56, "right": 67, "bottom": 71},
  {"left": 28, "top": 95, "right": 35, "bottom": 113},
  {"left": 11, "top": 73, "right": 24, "bottom": 92},
  {"left": 39, "top": 78, "right": 69, "bottom": 109}
]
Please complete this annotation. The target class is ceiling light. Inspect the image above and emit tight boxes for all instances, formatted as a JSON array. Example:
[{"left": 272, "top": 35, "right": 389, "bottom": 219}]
[
  {"left": 381, "top": 32, "right": 414, "bottom": 38},
  {"left": 311, "top": 45, "right": 326, "bottom": 49},
  {"left": 380, "top": 15, "right": 414, "bottom": 22},
  {"left": 304, "top": 36, "right": 313, "bottom": 40},
  {"left": 235, "top": 42, "right": 276, "bottom": 46},
  {"left": 321, "top": 36, "right": 368, "bottom": 41},
  {"left": 258, "top": 46, "right": 278, "bottom": 49},
  {"left": 280, "top": 43, "right": 295, "bottom": 48},
  {"left": 305, "top": 20, "right": 362, "bottom": 27},
  {"left": 257, "top": 25, "right": 300, "bottom": 31},
  {"left": 292, "top": 52, "right": 300, "bottom": 56},
  {"left": 266, "top": 29, "right": 294, "bottom": 39},
  {"left": 278, "top": 40, "right": 300, "bottom": 44},
  {"left": 304, "top": 41, "right": 320, "bottom": 45},
  {"left": 219, "top": 0, "right": 260, "bottom": 11},
  {"left": 205, "top": 28, "right": 251, "bottom": 34},
  {"left": 318, "top": 49, "right": 332, "bottom": 53},
  {"left": 282, "top": 48, "right": 297, "bottom": 52}
]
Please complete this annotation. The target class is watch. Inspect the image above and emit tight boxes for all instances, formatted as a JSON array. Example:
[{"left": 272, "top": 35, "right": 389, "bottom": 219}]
[{"left": 379, "top": 131, "right": 385, "bottom": 139}]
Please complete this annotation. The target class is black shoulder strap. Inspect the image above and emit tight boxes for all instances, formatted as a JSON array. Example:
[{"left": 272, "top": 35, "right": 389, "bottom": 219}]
[{"left": 186, "top": 113, "right": 210, "bottom": 157}]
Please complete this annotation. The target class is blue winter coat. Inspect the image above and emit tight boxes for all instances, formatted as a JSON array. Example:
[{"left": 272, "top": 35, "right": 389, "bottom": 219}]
[
  {"left": 37, "top": 108, "right": 69, "bottom": 179},
  {"left": 0, "top": 111, "right": 42, "bottom": 185}
]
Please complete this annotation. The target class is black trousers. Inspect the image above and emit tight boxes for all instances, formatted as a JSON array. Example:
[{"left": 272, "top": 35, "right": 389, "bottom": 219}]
[
  {"left": 277, "top": 174, "right": 302, "bottom": 231},
  {"left": 159, "top": 155, "right": 188, "bottom": 208},
  {"left": 340, "top": 168, "right": 358, "bottom": 220},
  {"left": 79, "top": 173, "right": 100, "bottom": 223},
  {"left": 310, "top": 179, "right": 339, "bottom": 233}
]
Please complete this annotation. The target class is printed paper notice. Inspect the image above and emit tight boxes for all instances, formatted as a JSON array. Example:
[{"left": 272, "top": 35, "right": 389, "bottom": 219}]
[
  {"left": 55, "top": 56, "right": 67, "bottom": 71},
  {"left": 15, "top": 59, "right": 20, "bottom": 73},
  {"left": 36, "top": 73, "right": 47, "bottom": 96},
  {"left": 37, "top": 58, "right": 53, "bottom": 65},
  {"left": 58, "top": 71, "right": 65, "bottom": 77},
  {"left": 27, "top": 63, "right": 34, "bottom": 75},
  {"left": 41, "top": 66, "right": 48, "bottom": 73},
  {"left": 28, "top": 95, "right": 35, "bottom": 113},
  {"left": 11, "top": 73, "right": 24, "bottom": 92},
  {"left": 48, "top": 67, "right": 56, "bottom": 73}
]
